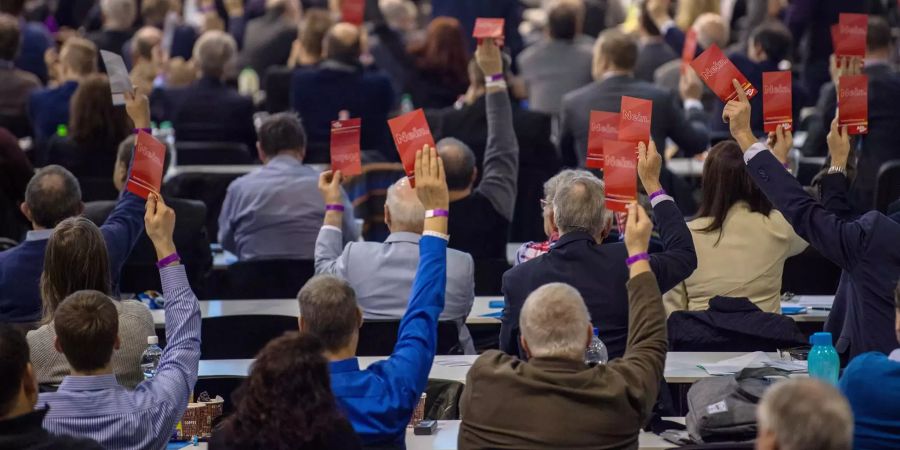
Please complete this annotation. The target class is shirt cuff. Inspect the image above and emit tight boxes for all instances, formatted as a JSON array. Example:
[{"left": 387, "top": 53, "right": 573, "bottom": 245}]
[
  {"left": 422, "top": 230, "right": 450, "bottom": 241},
  {"left": 683, "top": 99, "right": 703, "bottom": 111},
  {"left": 660, "top": 20, "right": 676, "bottom": 36},
  {"left": 650, "top": 194, "right": 674, "bottom": 208},
  {"left": 321, "top": 225, "right": 342, "bottom": 233},
  {"left": 743, "top": 142, "right": 770, "bottom": 165}
]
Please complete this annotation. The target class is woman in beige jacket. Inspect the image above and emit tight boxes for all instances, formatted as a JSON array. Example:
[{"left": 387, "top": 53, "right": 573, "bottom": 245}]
[{"left": 664, "top": 140, "right": 807, "bottom": 314}]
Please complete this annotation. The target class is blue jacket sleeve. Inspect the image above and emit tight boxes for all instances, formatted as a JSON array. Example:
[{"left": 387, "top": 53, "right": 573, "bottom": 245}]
[
  {"left": 100, "top": 191, "right": 145, "bottom": 290},
  {"left": 648, "top": 199, "right": 697, "bottom": 292}
]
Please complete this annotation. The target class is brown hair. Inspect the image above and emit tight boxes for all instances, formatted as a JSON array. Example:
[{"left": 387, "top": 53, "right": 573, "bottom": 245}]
[
  {"left": 53, "top": 290, "right": 118, "bottom": 372},
  {"left": 696, "top": 141, "right": 773, "bottom": 243},
  {"left": 299, "top": 8, "right": 333, "bottom": 62},
  {"left": 60, "top": 37, "right": 98, "bottom": 76},
  {"left": 595, "top": 29, "right": 638, "bottom": 71},
  {"left": 408, "top": 16, "right": 469, "bottom": 88},
  {"left": 40, "top": 217, "right": 111, "bottom": 324},
  {"left": 0, "top": 13, "right": 19, "bottom": 60},
  {"left": 297, "top": 275, "right": 359, "bottom": 352},
  {"left": 69, "top": 74, "right": 132, "bottom": 149}
]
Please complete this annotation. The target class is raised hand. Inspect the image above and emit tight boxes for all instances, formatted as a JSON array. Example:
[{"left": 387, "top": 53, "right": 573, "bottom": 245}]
[
  {"left": 624, "top": 202, "right": 652, "bottom": 257},
  {"left": 317, "top": 170, "right": 344, "bottom": 205},
  {"left": 124, "top": 87, "right": 151, "bottom": 129},
  {"left": 766, "top": 124, "right": 793, "bottom": 165},
  {"left": 145, "top": 194, "right": 177, "bottom": 260},
  {"left": 826, "top": 117, "right": 850, "bottom": 169},
  {"left": 414, "top": 145, "right": 449, "bottom": 211},
  {"left": 637, "top": 140, "right": 663, "bottom": 194},
  {"left": 475, "top": 38, "right": 503, "bottom": 78},
  {"left": 723, "top": 78, "right": 755, "bottom": 150}
]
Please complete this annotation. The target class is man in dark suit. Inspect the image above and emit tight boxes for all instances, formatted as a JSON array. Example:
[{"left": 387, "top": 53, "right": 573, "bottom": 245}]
[
  {"left": 725, "top": 78, "right": 900, "bottom": 360},
  {"left": 634, "top": 4, "right": 676, "bottom": 83},
  {"left": 83, "top": 135, "right": 212, "bottom": 295},
  {"left": 236, "top": 0, "right": 298, "bottom": 83},
  {"left": 28, "top": 37, "right": 97, "bottom": 142},
  {"left": 501, "top": 141, "right": 697, "bottom": 360},
  {"left": 86, "top": 0, "right": 136, "bottom": 57},
  {"left": 151, "top": 30, "right": 257, "bottom": 155},
  {"left": 290, "top": 23, "right": 394, "bottom": 162}
]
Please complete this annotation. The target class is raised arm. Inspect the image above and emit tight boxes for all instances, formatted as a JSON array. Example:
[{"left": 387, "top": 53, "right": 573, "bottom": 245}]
[
  {"left": 473, "top": 38, "right": 519, "bottom": 222},
  {"left": 819, "top": 117, "right": 858, "bottom": 220},
  {"left": 314, "top": 170, "right": 351, "bottom": 276}
]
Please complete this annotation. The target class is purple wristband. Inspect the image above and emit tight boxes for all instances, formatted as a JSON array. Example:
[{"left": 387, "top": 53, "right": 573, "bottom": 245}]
[
  {"left": 782, "top": 162, "right": 791, "bottom": 169},
  {"left": 425, "top": 209, "right": 449, "bottom": 218},
  {"left": 134, "top": 128, "right": 151, "bottom": 134},
  {"left": 485, "top": 73, "right": 504, "bottom": 83},
  {"left": 156, "top": 252, "right": 180, "bottom": 269},
  {"left": 626, "top": 252, "right": 650, "bottom": 266},
  {"left": 325, "top": 204, "right": 345, "bottom": 212},
  {"left": 648, "top": 189, "right": 666, "bottom": 201}
]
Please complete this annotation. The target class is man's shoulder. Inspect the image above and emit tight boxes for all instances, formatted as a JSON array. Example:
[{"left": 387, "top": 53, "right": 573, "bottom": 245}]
[
  {"left": 562, "top": 82, "right": 600, "bottom": 106},
  {"left": 471, "top": 349, "right": 518, "bottom": 376}
]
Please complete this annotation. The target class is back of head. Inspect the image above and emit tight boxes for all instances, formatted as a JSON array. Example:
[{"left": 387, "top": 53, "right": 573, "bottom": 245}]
[
  {"left": 543, "top": 169, "right": 595, "bottom": 203},
  {"left": 193, "top": 30, "right": 237, "bottom": 79},
  {"left": 553, "top": 176, "right": 607, "bottom": 237},
  {"left": 749, "top": 21, "right": 793, "bottom": 63},
  {"left": 410, "top": 16, "right": 469, "bottom": 85},
  {"left": 324, "top": 22, "right": 361, "bottom": 66},
  {"left": 757, "top": 379, "right": 852, "bottom": 450},
  {"left": 70, "top": 74, "right": 131, "bottom": 147},
  {"left": 24, "top": 165, "right": 83, "bottom": 229},
  {"left": 140, "top": 0, "right": 170, "bottom": 27},
  {"left": 867, "top": 16, "right": 892, "bottom": 53},
  {"left": 0, "top": 324, "right": 29, "bottom": 418},
  {"left": 298, "top": 8, "right": 333, "bottom": 61},
  {"left": 298, "top": 275, "right": 359, "bottom": 352},
  {"left": 258, "top": 112, "right": 307, "bottom": 158},
  {"left": 101, "top": 0, "right": 137, "bottom": 30},
  {"left": 548, "top": 1, "right": 581, "bottom": 41},
  {"left": 696, "top": 141, "right": 772, "bottom": 237},
  {"left": 131, "top": 26, "right": 163, "bottom": 62},
  {"left": 593, "top": 29, "right": 637, "bottom": 77},
  {"left": 41, "top": 217, "right": 111, "bottom": 322},
  {"left": 0, "top": 0, "right": 24, "bottom": 16},
  {"left": 436, "top": 137, "right": 476, "bottom": 191},
  {"left": 60, "top": 37, "right": 98, "bottom": 77},
  {"left": 385, "top": 177, "right": 425, "bottom": 233},
  {"left": 0, "top": 13, "right": 19, "bottom": 61},
  {"left": 225, "top": 332, "right": 342, "bottom": 447},
  {"left": 53, "top": 291, "right": 119, "bottom": 373},
  {"left": 693, "top": 13, "right": 729, "bottom": 49},
  {"left": 520, "top": 282, "right": 590, "bottom": 360},
  {"left": 117, "top": 134, "right": 172, "bottom": 180}
]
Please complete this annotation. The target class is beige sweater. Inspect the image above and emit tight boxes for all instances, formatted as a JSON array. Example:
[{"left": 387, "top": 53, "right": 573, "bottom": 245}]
[
  {"left": 663, "top": 202, "right": 808, "bottom": 315},
  {"left": 27, "top": 299, "right": 155, "bottom": 388}
]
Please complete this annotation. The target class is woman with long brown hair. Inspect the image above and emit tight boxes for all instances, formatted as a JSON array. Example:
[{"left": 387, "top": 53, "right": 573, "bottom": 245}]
[
  {"left": 663, "top": 140, "right": 807, "bottom": 314},
  {"left": 403, "top": 16, "right": 470, "bottom": 109},
  {"left": 210, "top": 332, "right": 361, "bottom": 450}
]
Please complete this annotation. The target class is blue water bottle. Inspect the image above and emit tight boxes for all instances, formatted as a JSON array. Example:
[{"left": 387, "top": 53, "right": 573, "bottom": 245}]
[{"left": 808, "top": 332, "right": 839, "bottom": 384}]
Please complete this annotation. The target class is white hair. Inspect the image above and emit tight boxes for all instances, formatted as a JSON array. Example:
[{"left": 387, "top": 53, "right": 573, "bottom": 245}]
[
  {"left": 193, "top": 30, "right": 237, "bottom": 79},
  {"left": 379, "top": 0, "right": 416, "bottom": 30},
  {"left": 757, "top": 379, "right": 853, "bottom": 450},
  {"left": 101, "top": 0, "right": 137, "bottom": 30},
  {"left": 519, "top": 283, "right": 591, "bottom": 360},
  {"left": 385, "top": 177, "right": 425, "bottom": 232},
  {"left": 553, "top": 175, "right": 613, "bottom": 237}
]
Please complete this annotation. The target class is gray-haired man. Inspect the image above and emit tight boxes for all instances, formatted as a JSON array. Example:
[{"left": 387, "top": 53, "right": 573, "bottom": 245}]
[{"left": 757, "top": 378, "right": 853, "bottom": 450}]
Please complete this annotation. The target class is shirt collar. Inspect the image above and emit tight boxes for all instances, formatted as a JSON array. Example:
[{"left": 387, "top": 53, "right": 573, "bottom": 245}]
[
  {"left": 384, "top": 231, "right": 421, "bottom": 244},
  {"left": 329, "top": 357, "right": 361, "bottom": 373},
  {"left": 553, "top": 230, "right": 596, "bottom": 248},
  {"left": 266, "top": 154, "right": 305, "bottom": 169},
  {"left": 890, "top": 349, "right": 900, "bottom": 362},
  {"left": 25, "top": 229, "right": 53, "bottom": 241},
  {"left": 58, "top": 374, "right": 119, "bottom": 392}
]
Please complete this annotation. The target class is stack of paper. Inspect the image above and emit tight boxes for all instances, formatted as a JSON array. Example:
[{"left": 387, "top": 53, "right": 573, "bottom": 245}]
[{"left": 698, "top": 352, "right": 808, "bottom": 376}]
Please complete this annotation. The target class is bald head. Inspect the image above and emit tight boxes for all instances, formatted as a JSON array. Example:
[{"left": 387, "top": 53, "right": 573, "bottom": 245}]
[
  {"left": 24, "top": 165, "right": 83, "bottom": 229},
  {"left": 324, "top": 23, "right": 361, "bottom": 66},
  {"left": 757, "top": 379, "right": 852, "bottom": 450},
  {"left": 385, "top": 177, "right": 425, "bottom": 233},
  {"left": 436, "top": 137, "right": 476, "bottom": 191},
  {"left": 131, "top": 26, "right": 161, "bottom": 64},
  {"left": 520, "top": 283, "right": 592, "bottom": 360},
  {"left": 693, "top": 13, "right": 729, "bottom": 49}
]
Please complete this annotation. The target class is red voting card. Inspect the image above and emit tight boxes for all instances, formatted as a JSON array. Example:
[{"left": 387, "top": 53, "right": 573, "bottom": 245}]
[
  {"left": 839, "top": 74, "right": 868, "bottom": 135},
  {"left": 681, "top": 28, "right": 698, "bottom": 74},
  {"left": 126, "top": 131, "right": 166, "bottom": 200},
  {"left": 763, "top": 71, "right": 793, "bottom": 133},
  {"left": 603, "top": 140, "right": 638, "bottom": 213},
  {"left": 618, "top": 96, "right": 652, "bottom": 145},
  {"left": 341, "top": 0, "right": 365, "bottom": 26},
  {"left": 586, "top": 111, "right": 619, "bottom": 170},
  {"left": 473, "top": 18, "right": 504, "bottom": 39},
  {"left": 835, "top": 13, "right": 867, "bottom": 58},
  {"left": 388, "top": 109, "right": 435, "bottom": 187},
  {"left": 690, "top": 44, "right": 758, "bottom": 103},
  {"left": 330, "top": 118, "right": 362, "bottom": 176}
]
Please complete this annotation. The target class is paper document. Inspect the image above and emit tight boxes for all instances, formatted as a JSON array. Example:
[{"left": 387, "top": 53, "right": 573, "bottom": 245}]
[{"left": 100, "top": 50, "right": 133, "bottom": 106}]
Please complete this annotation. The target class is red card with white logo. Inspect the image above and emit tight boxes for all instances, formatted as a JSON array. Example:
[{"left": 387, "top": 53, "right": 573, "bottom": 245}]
[
  {"left": 341, "top": 0, "right": 365, "bottom": 26},
  {"left": 763, "top": 71, "right": 792, "bottom": 133},
  {"left": 618, "top": 96, "right": 652, "bottom": 145},
  {"left": 690, "top": 44, "right": 758, "bottom": 103},
  {"left": 388, "top": 109, "right": 435, "bottom": 187},
  {"left": 839, "top": 74, "right": 868, "bottom": 135},
  {"left": 473, "top": 18, "right": 504, "bottom": 39},
  {"left": 586, "top": 111, "right": 619, "bottom": 170},
  {"left": 330, "top": 118, "right": 362, "bottom": 176},
  {"left": 126, "top": 131, "right": 166, "bottom": 200},
  {"left": 603, "top": 140, "right": 638, "bottom": 213},
  {"left": 835, "top": 13, "right": 867, "bottom": 58},
  {"left": 681, "top": 28, "right": 698, "bottom": 74}
]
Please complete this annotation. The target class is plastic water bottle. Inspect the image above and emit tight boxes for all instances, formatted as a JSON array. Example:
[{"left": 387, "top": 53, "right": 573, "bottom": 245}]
[
  {"left": 158, "top": 121, "right": 176, "bottom": 172},
  {"left": 585, "top": 327, "right": 609, "bottom": 367},
  {"left": 808, "top": 332, "right": 839, "bottom": 384},
  {"left": 238, "top": 66, "right": 260, "bottom": 98},
  {"left": 140, "top": 336, "right": 163, "bottom": 380},
  {"left": 400, "top": 93, "right": 414, "bottom": 114}
]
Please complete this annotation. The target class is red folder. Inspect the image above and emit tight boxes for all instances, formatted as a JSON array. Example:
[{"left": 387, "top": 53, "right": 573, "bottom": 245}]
[
  {"left": 835, "top": 13, "right": 867, "bottom": 58},
  {"left": 838, "top": 74, "right": 868, "bottom": 135},
  {"left": 762, "top": 71, "right": 792, "bottom": 132},
  {"left": 681, "top": 28, "right": 698, "bottom": 73},
  {"left": 388, "top": 109, "right": 435, "bottom": 187},
  {"left": 472, "top": 18, "right": 504, "bottom": 39},
  {"left": 330, "top": 118, "right": 362, "bottom": 176},
  {"left": 341, "top": 0, "right": 365, "bottom": 26},
  {"left": 586, "top": 111, "right": 619, "bottom": 170},
  {"left": 618, "top": 96, "right": 652, "bottom": 145},
  {"left": 603, "top": 140, "right": 638, "bottom": 213},
  {"left": 126, "top": 131, "right": 166, "bottom": 200},
  {"left": 690, "top": 44, "right": 758, "bottom": 103}
]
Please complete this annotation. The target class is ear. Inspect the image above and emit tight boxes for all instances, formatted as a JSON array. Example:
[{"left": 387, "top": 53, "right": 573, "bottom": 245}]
[
  {"left": 383, "top": 203, "right": 392, "bottom": 228},
  {"left": 77, "top": 201, "right": 85, "bottom": 216},
  {"left": 356, "top": 307, "right": 364, "bottom": 329},
  {"left": 585, "top": 324, "right": 593, "bottom": 349},
  {"left": 113, "top": 335, "right": 121, "bottom": 351},
  {"left": 53, "top": 336, "right": 63, "bottom": 353},
  {"left": 519, "top": 335, "right": 531, "bottom": 359},
  {"left": 298, "top": 316, "right": 306, "bottom": 332},
  {"left": 256, "top": 142, "right": 267, "bottom": 163},
  {"left": 20, "top": 202, "right": 33, "bottom": 222},
  {"left": 23, "top": 362, "right": 38, "bottom": 401},
  {"left": 549, "top": 208, "right": 558, "bottom": 231},
  {"left": 470, "top": 167, "right": 478, "bottom": 187}
]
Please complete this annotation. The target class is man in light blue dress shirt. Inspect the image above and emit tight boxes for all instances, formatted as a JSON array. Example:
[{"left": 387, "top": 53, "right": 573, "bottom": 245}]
[{"left": 218, "top": 113, "right": 358, "bottom": 261}]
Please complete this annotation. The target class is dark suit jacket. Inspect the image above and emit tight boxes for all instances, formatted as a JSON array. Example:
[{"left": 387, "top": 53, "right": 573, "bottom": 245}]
[
  {"left": 28, "top": 81, "right": 79, "bottom": 142},
  {"left": 745, "top": 149, "right": 900, "bottom": 359},
  {"left": 501, "top": 198, "right": 696, "bottom": 359},
  {"left": 0, "top": 128, "right": 31, "bottom": 241},
  {"left": 0, "top": 66, "right": 41, "bottom": 138},
  {"left": 430, "top": 96, "right": 561, "bottom": 242},
  {"left": 151, "top": 76, "right": 257, "bottom": 153},
  {"left": 83, "top": 197, "right": 212, "bottom": 294},
  {"left": 15, "top": 20, "right": 52, "bottom": 84},
  {"left": 635, "top": 40, "right": 677, "bottom": 83},
  {"left": 237, "top": 10, "right": 297, "bottom": 84}
]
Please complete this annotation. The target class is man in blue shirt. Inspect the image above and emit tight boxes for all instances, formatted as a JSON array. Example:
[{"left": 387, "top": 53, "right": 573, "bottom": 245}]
[
  {"left": 28, "top": 37, "right": 97, "bottom": 143},
  {"left": 299, "top": 145, "right": 449, "bottom": 447}
]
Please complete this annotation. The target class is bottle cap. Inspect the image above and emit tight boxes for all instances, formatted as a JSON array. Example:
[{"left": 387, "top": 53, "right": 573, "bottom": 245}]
[
  {"left": 592, "top": 327, "right": 599, "bottom": 336},
  {"left": 56, "top": 124, "right": 67, "bottom": 137},
  {"left": 147, "top": 335, "right": 159, "bottom": 345},
  {"left": 810, "top": 332, "right": 832, "bottom": 346}
]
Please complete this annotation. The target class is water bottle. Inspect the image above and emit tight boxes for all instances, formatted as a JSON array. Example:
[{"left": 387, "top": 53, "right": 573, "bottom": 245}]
[
  {"left": 400, "top": 93, "right": 414, "bottom": 114},
  {"left": 238, "top": 66, "right": 260, "bottom": 98},
  {"left": 584, "top": 327, "right": 609, "bottom": 367},
  {"left": 159, "top": 121, "right": 176, "bottom": 172},
  {"left": 808, "top": 332, "right": 839, "bottom": 384},
  {"left": 140, "top": 336, "right": 163, "bottom": 380}
]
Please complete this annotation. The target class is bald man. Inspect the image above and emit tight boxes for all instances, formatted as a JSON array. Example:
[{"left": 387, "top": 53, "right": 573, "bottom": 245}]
[
  {"left": 290, "top": 22, "right": 394, "bottom": 162},
  {"left": 315, "top": 177, "right": 476, "bottom": 353}
]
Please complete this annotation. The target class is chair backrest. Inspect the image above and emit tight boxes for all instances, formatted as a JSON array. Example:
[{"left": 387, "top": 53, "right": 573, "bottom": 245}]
[
  {"left": 473, "top": 258, "right": 511, "bottom": 296},
  {"left": 78, "top": 177, "right": 119, "bottom": 202},
  {"left": 163, "top": 171, "right": 245, "bottom": 241},
  {"left": 357, "top": 320, "right": 463, "bottom": 356},
  {"left": 223, "top": 259, "right": 316, "bottom": 299},
  {"left": 875, "top": 159, "right": 900, "bottom": 213},
  {"left": 781, "top": 247, "right": 841, "bottom": 295},
  {"left": 175, "top": 142, "right": 254, "bottom": 165},
  {"left": 200, "top": 314, "right": 298, "bottom": 359}
]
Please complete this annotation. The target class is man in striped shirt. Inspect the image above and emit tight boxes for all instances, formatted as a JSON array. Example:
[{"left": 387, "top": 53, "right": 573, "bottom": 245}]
[{"left": 37, "top": 194, "right": 201, "bottom": 450}]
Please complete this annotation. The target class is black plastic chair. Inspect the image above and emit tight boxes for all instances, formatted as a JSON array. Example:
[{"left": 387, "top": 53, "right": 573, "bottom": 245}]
[
  {"left": 473, "top": 258, "right": 511, "bottom": 296},
  {"left": 875, "top": 159, "right": 900, "bottom": 213},
  {"left": 175, "top": 142, "right": 254, "bottom": 165},
  {"left": 200, "top": 315, "right": 298, "bottom": 359},
  {"left": 220, "top": 259, "right": 316, "bottom": 299},
  {"left": 163, "top": 171, "right": 247, "bottom": 243},
  {"left": 78, "top": 177, "right": 119, "bottom": 202},
  {"left": 356, "top": 320, "right": 463, "bottom": 356},
  {"left": 781, "top": 247, "right": 841, "bottom": 295}
]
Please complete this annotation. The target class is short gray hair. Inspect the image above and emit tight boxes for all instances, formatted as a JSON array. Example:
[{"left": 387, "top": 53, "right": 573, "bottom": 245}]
[
  {"left": 385, "top": 177, "right": 425, "bottom": 232},
  {"left": 25, "top": 165, "right": 82, "bottom": 229},
  {"left": 193, "top": 30, "right": 236, "bottom": 78},
  {"left": 544, "top": 169, "right": 594, "bottom": 204},
  {"left": 379, "top": 0, "right": 416, "bottom": 29},
  {"left": 757, "top": 379, "right": 853, "bottom": 450},
  {"left": 520, "top": 283, "right": 591, "bottom": 360},
  {"left": 553, "top": 175, "right": 608, "bottom": 237},
  {"left": 101, "top": 0, "right": 137, "bottom": 30},
  {"left": 297, "top": 275, "right": 359, "bottom": 352}
]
